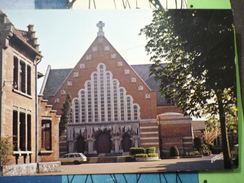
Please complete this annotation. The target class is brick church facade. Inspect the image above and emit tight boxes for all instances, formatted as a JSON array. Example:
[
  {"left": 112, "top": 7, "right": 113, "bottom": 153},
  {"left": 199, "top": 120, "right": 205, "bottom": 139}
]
[{"left": 41, "top": 21, "right": 194, "bottom": 157}]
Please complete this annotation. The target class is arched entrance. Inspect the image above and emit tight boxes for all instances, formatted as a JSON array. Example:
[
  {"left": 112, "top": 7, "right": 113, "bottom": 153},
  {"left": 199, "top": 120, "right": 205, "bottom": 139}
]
[
  {"left": 77, "top": 135, "right": 85, "bottom": 153},
  {"left": 122, "top": 133, "right": 132, "bottom": 152},
  {"left": 96, "top": 132, "right": 111, "bottom": 153}
]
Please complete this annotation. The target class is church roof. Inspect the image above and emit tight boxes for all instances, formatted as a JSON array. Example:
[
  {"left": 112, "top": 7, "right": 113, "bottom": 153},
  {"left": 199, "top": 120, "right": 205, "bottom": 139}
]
[
  {"left": 42, "top": 67, "right": 72, "bottom": 99},
  {"left": 41, "top": 64, "right": 168, "bottom": 106}
]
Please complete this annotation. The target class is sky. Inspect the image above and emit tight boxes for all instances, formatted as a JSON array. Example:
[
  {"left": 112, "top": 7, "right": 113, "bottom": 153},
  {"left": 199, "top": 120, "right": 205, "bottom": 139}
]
[
  {"left": 1, "top": 1, "right": 187, "bottom": 92},
  {"left": 3, "top": 9, "right": 156, "bottom": 92}
]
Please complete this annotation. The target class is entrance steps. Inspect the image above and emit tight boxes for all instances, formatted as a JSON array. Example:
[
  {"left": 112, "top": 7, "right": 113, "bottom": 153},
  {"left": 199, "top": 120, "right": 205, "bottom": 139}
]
[{"left": 140, "top": 122, "right": 159, "bottom": 149}]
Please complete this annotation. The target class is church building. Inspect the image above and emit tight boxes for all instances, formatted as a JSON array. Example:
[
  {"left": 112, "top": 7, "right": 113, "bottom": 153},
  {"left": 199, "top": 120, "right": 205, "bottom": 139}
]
[{"left": 40, "top": 21, "right": 194, "bottom": 157}]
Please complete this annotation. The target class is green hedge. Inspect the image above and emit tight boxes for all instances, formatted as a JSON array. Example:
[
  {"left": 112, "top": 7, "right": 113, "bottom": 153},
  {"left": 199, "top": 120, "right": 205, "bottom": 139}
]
[
  {"left": 130, "top": 147, "right": 158, "bottom": 157},
  {"left": 130, "top": 147, "right": 146, "bottom": 155},
  {"left": 135, "top": 154, "right": 148, "bottom": 158},
  {"left": 146, "top": 147, "right": 156, "bottom": 154},
  {"left": 148, "top": 153, "right": 158, "bottom": 157}
]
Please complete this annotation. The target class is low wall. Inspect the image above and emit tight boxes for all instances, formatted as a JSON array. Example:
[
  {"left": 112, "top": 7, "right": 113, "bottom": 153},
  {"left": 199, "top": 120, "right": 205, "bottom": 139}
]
[
  {"left": 2, "top": 163, "right": 37, "bottom": 176},
  {"left": 37, "top": 161, "right": 61, "bottom": 173},
  {"left": 2, "top": 161, "right": 61, "bottom": 176}
]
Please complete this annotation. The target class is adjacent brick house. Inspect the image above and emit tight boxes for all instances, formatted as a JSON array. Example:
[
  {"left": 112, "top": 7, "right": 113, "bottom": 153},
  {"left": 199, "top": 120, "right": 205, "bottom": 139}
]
[
  {"left": 0, "top": 11, "right": 60, "bottom": 165},
  {"left": 40, "top": 21, "right": 194, "bottom": 157}
]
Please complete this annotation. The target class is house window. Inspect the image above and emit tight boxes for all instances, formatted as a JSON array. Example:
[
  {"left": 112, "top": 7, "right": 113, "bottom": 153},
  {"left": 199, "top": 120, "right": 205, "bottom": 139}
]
[
  {"left": 13, "top": 56, "right": 32, "bottom": 95},
  {"left": 12, "top": 111, "right": 32, "bottom": 152},
  {"left": 27, "top": 65, "right": 31, "bottom": 95},
  {"left": 12, "top": 111, "right": 18, "bottom": 151},
  {"left": 20, "top": 112, "right": 26, "bottom": 151},
  {"left": 42, "top": 120, "right": 51, "bottom": 150},
  {"left": 27, "top": 114, "right": 31, "bottom": 151}
]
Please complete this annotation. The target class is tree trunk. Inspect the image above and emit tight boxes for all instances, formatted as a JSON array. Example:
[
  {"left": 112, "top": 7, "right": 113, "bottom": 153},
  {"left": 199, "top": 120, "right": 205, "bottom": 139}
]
[
  {"left": 230, "top": 0, "right": 244, "bottom": 108},
  {"left": 216, "top": 92, "right": 232, "bottom": 169}
]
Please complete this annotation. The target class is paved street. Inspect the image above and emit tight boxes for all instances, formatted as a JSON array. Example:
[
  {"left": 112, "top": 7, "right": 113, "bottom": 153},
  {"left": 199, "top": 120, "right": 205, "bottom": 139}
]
[{"left": 41, "top": 155, "right": 224, "bottom": 175}]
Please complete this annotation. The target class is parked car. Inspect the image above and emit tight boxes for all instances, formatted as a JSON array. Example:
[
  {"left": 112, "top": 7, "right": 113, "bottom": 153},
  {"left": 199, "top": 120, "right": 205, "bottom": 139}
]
[
  {"left": 59, "top": 153, "right": 87, "bottom": 165},
  {"left": 231, "top": 144, "right": 238, "bottom": 166}
]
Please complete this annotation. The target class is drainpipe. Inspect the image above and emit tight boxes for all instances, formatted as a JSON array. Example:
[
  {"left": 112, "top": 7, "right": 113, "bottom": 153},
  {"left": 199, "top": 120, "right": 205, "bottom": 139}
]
[{"left": 35, "top": 56, "right": 41, "bottom": 164}]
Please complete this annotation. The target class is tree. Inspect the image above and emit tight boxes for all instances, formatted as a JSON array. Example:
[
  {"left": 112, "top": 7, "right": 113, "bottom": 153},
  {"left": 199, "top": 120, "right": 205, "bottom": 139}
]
[
  {"left": 0, "top": 136, "right": 13, "bottom": 166},
  {"left": 59, "top": 94, "right": 72, "bottom": 137},
  {"left": 140, "top": 9, "right": 236, "bottom": 169},
  {"left": 203, "top": 127, "right": 221, "bottom": 145}
]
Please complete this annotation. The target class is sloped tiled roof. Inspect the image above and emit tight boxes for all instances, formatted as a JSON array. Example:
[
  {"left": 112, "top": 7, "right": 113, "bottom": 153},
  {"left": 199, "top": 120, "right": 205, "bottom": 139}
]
[
  {"left": 42, "top": 64, "right": 168, "bottom": 106},
  {"left": 42, "top": 68, "right": 72, "bottom": 99}
]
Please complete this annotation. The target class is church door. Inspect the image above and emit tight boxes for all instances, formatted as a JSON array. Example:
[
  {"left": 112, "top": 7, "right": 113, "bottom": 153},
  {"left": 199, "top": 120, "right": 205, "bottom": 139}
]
[
  {"left": 77, "top": 135, "right": 85, "bottom": 153},
  {"left": 122, "top": 134, "right": 132, "bottom": 152},
  {"left": 96, "top": 132, "right": 111, "bottom": 153}
]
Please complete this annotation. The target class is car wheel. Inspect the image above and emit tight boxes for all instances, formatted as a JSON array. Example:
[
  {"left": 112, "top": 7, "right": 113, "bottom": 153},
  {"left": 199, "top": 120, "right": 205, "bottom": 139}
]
[{"left": 74, "top": 161, "right": 80, "bottom": 164}]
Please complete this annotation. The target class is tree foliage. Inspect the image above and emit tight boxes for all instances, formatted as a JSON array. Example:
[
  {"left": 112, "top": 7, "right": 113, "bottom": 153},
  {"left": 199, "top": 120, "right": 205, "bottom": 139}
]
[
  {"left": 140, "top": 9, "right": 236, "bottom": 169},
  {"left": 59, "top": 93, "right": 72, "bottom": 137},
  {"left": 0, "top": 136, "right": 13, "bottom": 166},
  {"left": 203, "top": 127, "right": 221, "bottom": 145}
]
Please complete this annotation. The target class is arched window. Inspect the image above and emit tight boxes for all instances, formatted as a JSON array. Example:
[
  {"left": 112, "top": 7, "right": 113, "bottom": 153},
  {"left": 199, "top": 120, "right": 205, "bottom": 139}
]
[{"left": 72, "top": 63, "right": 140, "bottom": 123}]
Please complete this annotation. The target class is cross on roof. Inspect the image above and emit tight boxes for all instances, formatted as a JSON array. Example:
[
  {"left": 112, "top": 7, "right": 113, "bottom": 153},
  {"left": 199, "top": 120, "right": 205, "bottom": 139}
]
[{"left": 97, "top": 21, "right": 105, "bottom": 36}]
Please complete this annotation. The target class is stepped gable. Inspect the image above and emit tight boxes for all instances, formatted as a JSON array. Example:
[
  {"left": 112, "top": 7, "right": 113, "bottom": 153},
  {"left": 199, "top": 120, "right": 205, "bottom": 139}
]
[{"left": 0, "top": 11, "right": 42, "bottom": 56}]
